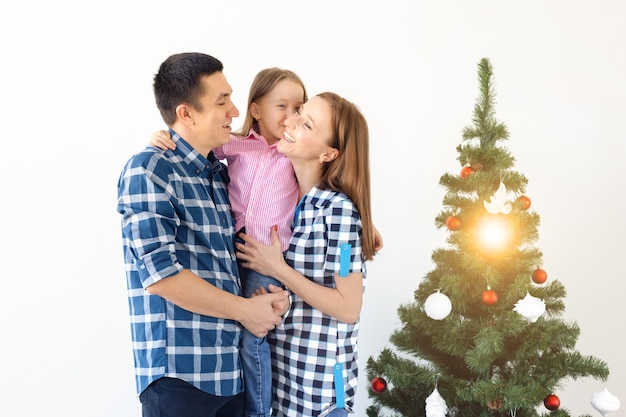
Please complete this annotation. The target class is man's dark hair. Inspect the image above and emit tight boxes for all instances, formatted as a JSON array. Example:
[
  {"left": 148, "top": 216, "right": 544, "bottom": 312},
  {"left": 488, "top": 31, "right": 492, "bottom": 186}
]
[{"left": 153, "top": 53, "right": 224, "bottom": 125}]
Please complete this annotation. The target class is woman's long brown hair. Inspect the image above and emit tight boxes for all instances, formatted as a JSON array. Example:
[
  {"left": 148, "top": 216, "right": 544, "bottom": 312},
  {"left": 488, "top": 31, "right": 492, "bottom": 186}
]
[{"left": 316, "top": 92, "right": 376, "bottom": 260}]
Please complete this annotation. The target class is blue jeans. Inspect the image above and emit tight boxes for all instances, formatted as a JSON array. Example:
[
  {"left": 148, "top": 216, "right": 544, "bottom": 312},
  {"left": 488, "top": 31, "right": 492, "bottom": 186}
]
[
  {"left": 239, "top": 264, "right": 282, "bottom": 417},
  {"left": 140, "top": 377, "right": 244, "bottom": 417},
  {"left": 323, "top": 408, "right": 350, "bottom": 417}
]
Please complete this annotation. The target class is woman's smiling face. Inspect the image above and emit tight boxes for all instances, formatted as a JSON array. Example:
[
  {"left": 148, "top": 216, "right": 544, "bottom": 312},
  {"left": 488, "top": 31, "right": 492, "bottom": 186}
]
[{"left": 278, "top": 95, "right": 334, "bottom": 162}]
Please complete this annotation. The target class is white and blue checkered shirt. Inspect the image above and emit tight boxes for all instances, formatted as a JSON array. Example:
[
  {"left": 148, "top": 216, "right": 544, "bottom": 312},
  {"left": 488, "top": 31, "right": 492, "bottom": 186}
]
[
  {"left": 117, "top": 131, "right": 243, "bottom": 397},
  {"left": 270, "top": 187, "right": 366, "bottom": 416}
]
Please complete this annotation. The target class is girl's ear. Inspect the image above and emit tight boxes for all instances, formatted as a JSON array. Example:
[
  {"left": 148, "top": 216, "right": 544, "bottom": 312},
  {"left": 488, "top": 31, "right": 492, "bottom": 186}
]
[{"left": 250, "top": 102, "right": 261, "bottom": 120}]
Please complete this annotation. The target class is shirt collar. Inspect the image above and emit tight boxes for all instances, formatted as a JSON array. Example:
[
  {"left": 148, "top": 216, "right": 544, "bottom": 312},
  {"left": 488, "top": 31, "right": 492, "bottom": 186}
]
[
  {"left": 302, "top": 186, "right": 339, "bottom": 209},
  {"left": 169, "top": 129, "right": 225, "bottom": 177},
  {"left": 247, "top": 125, "right": 263, "bottom": 140},
  {"left": 244, "top": 126, "right": 277, "bottom": 146}
]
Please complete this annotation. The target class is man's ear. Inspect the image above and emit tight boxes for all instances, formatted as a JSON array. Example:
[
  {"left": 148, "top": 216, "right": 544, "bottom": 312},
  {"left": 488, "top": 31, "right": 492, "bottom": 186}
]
[{"left": 175, "top": 104, "right": 194, "bottom": 126}]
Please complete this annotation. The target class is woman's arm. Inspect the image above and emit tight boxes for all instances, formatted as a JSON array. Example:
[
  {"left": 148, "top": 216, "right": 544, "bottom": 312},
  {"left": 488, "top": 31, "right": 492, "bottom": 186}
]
[{"left": 236, "top": 229, "right": 363, "bottom": 324}]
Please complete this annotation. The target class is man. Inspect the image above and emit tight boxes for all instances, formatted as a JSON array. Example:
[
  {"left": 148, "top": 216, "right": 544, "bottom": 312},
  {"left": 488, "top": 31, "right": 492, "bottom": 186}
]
[{"left": 117, "top": 52, "right": 287, "bottom": 417}]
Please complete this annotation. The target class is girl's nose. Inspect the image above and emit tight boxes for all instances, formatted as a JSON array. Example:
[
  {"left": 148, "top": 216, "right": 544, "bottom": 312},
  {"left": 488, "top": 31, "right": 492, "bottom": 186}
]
[{"left": 284, "top": 113, "right": 296, "bottom": 128}]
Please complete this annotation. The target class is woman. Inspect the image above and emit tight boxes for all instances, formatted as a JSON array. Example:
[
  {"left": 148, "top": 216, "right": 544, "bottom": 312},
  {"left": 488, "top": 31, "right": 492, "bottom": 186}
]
[{"left": 236, "top": 92, "right": 377, "bottom": 417}]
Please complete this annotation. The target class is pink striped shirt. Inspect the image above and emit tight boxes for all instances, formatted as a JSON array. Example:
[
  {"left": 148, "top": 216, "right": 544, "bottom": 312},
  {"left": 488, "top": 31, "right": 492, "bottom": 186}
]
[{"left": 214, "top": 128, "right": 298, "bottom": 250}]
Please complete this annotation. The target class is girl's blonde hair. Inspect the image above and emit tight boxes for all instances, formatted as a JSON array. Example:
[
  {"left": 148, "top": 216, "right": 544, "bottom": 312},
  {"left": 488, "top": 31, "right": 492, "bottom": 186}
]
[
  {"left": 316, "top": 92, "right": 376, "bottom": 261},
  {"left": 233, "top": 68, "right": 308, "bottom": 137}
]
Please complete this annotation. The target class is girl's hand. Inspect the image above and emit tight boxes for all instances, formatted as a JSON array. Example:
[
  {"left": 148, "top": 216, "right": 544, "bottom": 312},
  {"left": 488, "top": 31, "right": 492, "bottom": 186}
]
[
  {"left": 236, "top": 227, "right": 286, "bottom": 280},
  {"left": 149, "top": 130, "right": 176, "bottom": 150}
]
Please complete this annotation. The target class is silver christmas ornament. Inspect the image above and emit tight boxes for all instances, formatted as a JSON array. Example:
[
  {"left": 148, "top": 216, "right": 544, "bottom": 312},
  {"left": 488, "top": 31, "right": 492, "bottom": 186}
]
[
  {"left": 591, "top": 387, "right": 621, "bottom": 417},
  {"left": 483, "top": 182, "right": 512, "bottom": 214},
  {"left": 513, "top": 292, "right": 545, "bottom": 323},
  {"left": 424, "top": 290, "right": 452, "bottom": 320},
  {"left": 426, "top": 387, "right": 448, "bottom": 417}
]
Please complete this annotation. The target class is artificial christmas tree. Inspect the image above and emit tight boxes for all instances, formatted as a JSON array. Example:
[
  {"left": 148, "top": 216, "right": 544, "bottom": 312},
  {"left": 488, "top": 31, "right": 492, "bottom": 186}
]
[{"left": 366, "top": 58, "right": 610, "bottom": 417}]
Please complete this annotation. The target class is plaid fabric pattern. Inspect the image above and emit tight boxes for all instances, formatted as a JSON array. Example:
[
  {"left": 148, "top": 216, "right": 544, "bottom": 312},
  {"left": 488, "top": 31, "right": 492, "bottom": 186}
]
[
  {"left": 117, "top": 131, "right": 243, "bottom": 397},
  {"left": 270, "top": 187, "right": 366, "bottom": 416}
]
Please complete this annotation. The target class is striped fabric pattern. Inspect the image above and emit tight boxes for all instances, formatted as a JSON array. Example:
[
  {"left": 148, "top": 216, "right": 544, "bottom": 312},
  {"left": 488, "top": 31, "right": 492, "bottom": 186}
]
[{"left": 214, "top": 129, "right": 298, "bottom": 250}]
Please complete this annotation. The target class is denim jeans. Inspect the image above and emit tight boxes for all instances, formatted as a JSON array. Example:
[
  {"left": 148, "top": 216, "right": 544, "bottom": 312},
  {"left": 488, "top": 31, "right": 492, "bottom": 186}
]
[
  {"left": 239, "top": 264, "right": 282, "bottom": 417},
  {"left": 140, "top": 377, "right": 245, "bottom": 417},
  {"left": 323, "top": 408, "right": 350, "bottom": 417}
]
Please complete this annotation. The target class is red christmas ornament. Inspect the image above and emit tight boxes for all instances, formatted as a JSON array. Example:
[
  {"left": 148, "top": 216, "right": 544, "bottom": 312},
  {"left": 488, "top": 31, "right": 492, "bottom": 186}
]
[
  {"left": 532, "top": 268, "right": 548, "bottom": 284},
  {"left": 517, "top": 195, "right": 531, "bottom": 210},
  {"left": 482, "top": 289, "right": 498, "bottom": 305},
  {"left": 460, "top": 166, "right": 474, "bottom": 179},
  {"left": 445, "top": 215, "right": 461, "bottom": 231},
  {"left": 371, "top": 377, "right": 387, "bottom": 393},
  {"left": 544, "top": 394, "right": 560, "bottom": 411}
]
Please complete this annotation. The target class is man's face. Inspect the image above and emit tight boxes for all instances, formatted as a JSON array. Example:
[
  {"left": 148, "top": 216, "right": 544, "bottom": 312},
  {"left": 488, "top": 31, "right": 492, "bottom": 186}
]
[{"left": 190, "top": 72, "right": 240, "bottom": 151}]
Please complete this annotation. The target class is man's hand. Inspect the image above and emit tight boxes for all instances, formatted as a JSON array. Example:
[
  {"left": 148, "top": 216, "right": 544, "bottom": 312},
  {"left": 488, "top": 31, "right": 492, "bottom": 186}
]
[
  {"left": 239, "top": 289, "right": 288, "bottom": 337},
  {"left": 254, "top": 284, "right": 291, "bottom": 317}
]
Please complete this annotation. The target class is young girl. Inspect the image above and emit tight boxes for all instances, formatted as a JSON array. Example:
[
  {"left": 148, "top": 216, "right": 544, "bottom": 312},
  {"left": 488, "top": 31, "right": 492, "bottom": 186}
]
[
  {"left": 236, "top": 92, "right": 377, "bottom": 416},
  {"left": 150, "top": 67, "right": 307, "bottom": 417}
]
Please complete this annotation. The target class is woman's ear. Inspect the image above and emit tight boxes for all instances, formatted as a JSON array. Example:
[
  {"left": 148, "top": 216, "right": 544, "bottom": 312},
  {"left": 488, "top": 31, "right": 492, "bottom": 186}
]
[{"left": 319, "top": 148, "right": 339, "bottom": 163}]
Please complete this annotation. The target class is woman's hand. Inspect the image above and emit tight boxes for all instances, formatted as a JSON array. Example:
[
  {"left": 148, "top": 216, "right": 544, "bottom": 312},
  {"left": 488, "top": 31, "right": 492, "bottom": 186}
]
[
  {"left": 239, "top": 227, "right": 363, "bottom": 323},
  {"left": 149, "top": 130, "right": 176, "bottom": 150},
  {"left": 236, "top": 227, "right": 286, "bottom": 280}
]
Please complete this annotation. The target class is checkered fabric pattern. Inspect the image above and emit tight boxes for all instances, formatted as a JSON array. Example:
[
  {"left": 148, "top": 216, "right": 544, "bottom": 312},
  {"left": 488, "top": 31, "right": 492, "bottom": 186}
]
[
  {"left": 117, "top": 131, "right": 243, "bottom": 397},
  {"left": 269, "top": 187, "right": 366, "bottom": 416}
]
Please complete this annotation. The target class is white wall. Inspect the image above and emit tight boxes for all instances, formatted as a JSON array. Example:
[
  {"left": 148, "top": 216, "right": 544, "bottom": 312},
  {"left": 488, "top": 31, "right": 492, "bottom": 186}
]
[{"left": 1, "top": 1, "right": 624, "bottom": 416}]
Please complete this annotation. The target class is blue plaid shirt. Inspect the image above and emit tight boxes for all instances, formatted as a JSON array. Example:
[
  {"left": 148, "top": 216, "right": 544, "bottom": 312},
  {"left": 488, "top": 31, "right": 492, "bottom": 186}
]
[
  {"left": 270, "top": 187, "right": 365, "bottom": 416},
  {"left": 117, "top": 131, "right": 243, "bottom": 397}
]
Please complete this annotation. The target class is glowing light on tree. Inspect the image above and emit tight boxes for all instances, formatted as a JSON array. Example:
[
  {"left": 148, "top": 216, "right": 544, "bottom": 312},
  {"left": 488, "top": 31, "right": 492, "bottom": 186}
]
[{"left": 474, "top": 214, "right": 512, "bottom": 253}]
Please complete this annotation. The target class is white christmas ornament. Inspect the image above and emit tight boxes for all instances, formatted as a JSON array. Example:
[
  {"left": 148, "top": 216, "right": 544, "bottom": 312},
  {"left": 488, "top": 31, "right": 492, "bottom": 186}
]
[
  {"left": 424, "top": 291, "right": 452, "bottom": 320},
  {"left": 513, "top": 292, "right": 545, "bottom": 323},
  {"left": 426, "top": 387, "right": 448, "bottom": 417},
  {"left": 483, "top": 182, "right": 512, "bottom": 214},
  {"left": 591, "top": 387, "right": 621, "bottom": 416}
]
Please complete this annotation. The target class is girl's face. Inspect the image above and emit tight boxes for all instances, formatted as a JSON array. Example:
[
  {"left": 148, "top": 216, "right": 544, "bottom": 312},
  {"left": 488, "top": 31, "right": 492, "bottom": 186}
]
[
  {"left": 250, "top": 79, "right": 304, "bottom": 145},
  {"left": 277, "top": 95, "right": 336, "bottom": 163}
]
